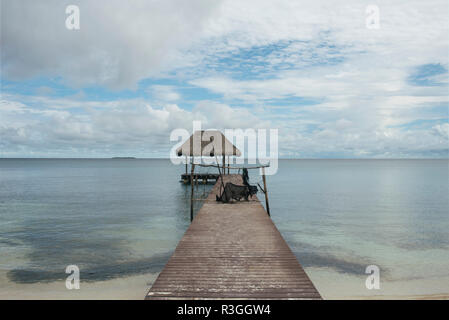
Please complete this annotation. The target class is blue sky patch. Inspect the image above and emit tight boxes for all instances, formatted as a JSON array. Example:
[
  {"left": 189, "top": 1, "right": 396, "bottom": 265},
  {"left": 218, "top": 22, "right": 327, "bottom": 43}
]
[{"left": 408, "top": 63, "right": 448, "bottom": 86}]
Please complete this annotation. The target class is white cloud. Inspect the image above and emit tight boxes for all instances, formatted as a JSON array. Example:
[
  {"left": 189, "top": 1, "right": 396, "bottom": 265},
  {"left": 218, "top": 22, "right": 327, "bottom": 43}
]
[
  {"left": 433, "top": 123, "right": 449, "bottom": 138},
  {"left": 0, "top": 95, "right": 270, "bottom": 156},
  {"left": 150, "top": 85, "right": 181, "bottom": 102},
  {"left": 192, "top": 101, "right": 269, "bottom": 129},
  {"left": 4, "top": 0, "right": 447, "bottom": 88},
  {"left": 1, "top": 0, "right": 222, "bottom": 89},
  {"left": 1, "top": 0, "right": 448, "bottom": 157}
]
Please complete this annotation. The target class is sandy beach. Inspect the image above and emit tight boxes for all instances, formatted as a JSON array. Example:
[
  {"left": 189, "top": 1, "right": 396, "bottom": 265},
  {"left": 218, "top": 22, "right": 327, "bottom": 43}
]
[
  {"left": 308, "top": 267, "right": 449, "bottom": 300},
  {"left": 1, "top": 267, "right": 448, "bottom": 300},
  {"left": 0, "top": 272, "right": 158, "bottom": 300}
]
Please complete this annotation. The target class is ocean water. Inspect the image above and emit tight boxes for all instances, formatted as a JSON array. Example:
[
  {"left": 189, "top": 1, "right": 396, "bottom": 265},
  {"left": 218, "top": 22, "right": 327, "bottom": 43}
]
[{"left": 0, "top": 159, "right": 448, "bottom": 299}]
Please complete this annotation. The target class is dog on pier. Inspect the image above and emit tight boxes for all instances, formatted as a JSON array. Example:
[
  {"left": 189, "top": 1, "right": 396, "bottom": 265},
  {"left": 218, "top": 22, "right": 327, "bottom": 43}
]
[
  {"left": 216, "top": 169, "right": 258, "bottom": 203},
  {"left": 216, "top": 182, "right": 257, "bottom": 203}
]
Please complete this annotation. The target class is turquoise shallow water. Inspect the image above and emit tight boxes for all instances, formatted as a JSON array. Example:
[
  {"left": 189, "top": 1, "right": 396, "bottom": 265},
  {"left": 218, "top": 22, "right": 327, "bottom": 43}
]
[
  {"left": 0, "top": 159, "right": 448, "bottom": 298},
  {"left": 267, "top": 160, "right": 449, "bottom": 296}
]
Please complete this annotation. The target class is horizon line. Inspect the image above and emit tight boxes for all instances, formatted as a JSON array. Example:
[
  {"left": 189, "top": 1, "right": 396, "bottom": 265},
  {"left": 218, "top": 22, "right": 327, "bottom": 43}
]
[{"left": 0, "top": 157, "right": 448, "bottom": 160}]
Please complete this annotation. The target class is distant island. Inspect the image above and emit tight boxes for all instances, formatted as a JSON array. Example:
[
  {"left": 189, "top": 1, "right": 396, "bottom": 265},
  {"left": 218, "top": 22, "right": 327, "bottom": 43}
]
[{"left": 111, "top": 157, "right": 136, "bottom": 159}]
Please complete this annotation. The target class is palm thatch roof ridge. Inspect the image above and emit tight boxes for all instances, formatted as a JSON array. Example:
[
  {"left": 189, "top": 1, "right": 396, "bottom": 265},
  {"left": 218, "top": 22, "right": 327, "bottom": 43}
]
[{"left": 176, "top": 130, "right": 241, "bottom": 157}]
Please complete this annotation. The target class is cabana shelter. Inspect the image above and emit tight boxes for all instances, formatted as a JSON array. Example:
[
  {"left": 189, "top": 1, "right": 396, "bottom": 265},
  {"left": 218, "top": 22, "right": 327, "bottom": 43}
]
[
  {"left": 177, "top": 130, "right": 241, "bottom": 181},
  {"left": 176, "top": 130, "right": 271, "bottom": 222}
]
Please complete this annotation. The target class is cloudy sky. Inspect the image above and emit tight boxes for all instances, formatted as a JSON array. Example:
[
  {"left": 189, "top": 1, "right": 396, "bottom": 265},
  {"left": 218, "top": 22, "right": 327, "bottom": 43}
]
[{"left": 1, "top": 0, "right": 448, "bottom": 158}]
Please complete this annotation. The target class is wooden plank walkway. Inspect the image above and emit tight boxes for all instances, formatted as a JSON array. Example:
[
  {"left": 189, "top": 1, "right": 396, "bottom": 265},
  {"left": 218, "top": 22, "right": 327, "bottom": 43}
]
[{"left": 146, "top": 174, "right": 321, "bottom": 300}]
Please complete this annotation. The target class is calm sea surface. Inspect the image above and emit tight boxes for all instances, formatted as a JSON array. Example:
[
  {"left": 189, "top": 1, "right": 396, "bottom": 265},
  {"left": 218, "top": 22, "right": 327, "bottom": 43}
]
[{"left": 0, "top": 159, "right": 448, "bottom": 298}]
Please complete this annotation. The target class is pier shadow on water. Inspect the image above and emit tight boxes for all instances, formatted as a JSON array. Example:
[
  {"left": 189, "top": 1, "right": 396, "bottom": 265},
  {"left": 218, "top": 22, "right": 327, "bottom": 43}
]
[
  {"left": 290, "top": 241, "right": 390, "bottom": 278},
  {"left": 0, "top": 159, "right": 192, "bottom": 284},
  {"left": 7, "top": 252, "right": 172, "bottom": 284}
]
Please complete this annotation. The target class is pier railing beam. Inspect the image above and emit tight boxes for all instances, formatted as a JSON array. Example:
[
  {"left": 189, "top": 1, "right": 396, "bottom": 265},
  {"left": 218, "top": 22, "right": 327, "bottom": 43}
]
[{"left": 262, "top": 167, "right": 270, "bottom": 217}]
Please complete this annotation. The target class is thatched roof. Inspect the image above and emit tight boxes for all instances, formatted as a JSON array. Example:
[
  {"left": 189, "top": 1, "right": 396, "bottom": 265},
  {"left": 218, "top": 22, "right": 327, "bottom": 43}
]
[{"left": 176, "top": 130, "right": 241, "bottom": 157}]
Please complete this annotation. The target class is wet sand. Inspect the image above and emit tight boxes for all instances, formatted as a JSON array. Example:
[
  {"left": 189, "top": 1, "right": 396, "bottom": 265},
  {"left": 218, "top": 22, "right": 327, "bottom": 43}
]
[
  {"left": 0, "top": 272, "right": 158, "bottom": 300},
  {"left": 1, "top": 268, "right": 448, "bottom": 300},
  {"left": 306, "top": 267, "right": 449, "bottom": 300}
]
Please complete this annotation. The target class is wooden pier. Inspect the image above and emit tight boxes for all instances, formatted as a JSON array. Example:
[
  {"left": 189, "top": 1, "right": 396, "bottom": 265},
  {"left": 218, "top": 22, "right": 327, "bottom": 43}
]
[{"left": 146, "top": 174, "right": 321, "bottom": 300}]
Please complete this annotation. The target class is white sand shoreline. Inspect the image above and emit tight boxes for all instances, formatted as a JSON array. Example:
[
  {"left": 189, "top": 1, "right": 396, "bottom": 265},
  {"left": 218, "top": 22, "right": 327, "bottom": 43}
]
[
  {"left": 1, "top": 267, "right": 448, "bottom": 300},
  {"left": 0, "top": 273, "right": 158, "bottom": 300}
]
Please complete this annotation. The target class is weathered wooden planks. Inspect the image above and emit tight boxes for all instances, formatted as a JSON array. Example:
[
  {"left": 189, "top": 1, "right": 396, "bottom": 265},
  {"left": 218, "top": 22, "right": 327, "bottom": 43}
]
[{"left": 146, "top": 174, "right": 321, "bottom": 300}]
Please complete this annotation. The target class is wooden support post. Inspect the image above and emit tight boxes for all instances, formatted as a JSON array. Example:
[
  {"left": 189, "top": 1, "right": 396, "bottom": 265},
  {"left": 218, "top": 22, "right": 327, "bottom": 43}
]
[
  {"left": 195, "top": 173, "right": 198, "bottom": 189},
  {"left": 185, "top": 156, "right": 188, "bottom": 175},
  {"left": 190, "top": 163, "right": 195, "bottom": 222},
  {"left": 215, "top": 157, "right": 225, "bottom": 195},
  {"left": 222, "top": 154, "right": 226, "bottom": 175},
  {"left": 227, "top": 156, "right": 230, "bottom": 174},
  {"left": 262, "top": 167, "right": 270, "bottom": 217}
]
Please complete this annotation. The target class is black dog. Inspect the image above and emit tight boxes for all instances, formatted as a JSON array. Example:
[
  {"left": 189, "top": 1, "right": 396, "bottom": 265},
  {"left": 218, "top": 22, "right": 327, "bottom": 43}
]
[
  {"left": 216, "top": 182, "right": 258, "bottom": 203},
  {"left": 216, "top": 168, "right": 259, "bottom": 203}
]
